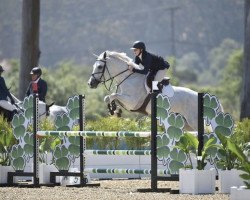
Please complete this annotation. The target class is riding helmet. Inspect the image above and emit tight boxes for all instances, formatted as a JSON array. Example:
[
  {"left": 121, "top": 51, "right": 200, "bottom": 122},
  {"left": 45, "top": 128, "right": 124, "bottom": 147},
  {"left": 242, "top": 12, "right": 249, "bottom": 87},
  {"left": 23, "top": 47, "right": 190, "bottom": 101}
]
[
  {"left": 131, "top": 41, "right": 146, "bottom": 50},
  {"left": 30, "top": 67, "right": 42, "bottom": 76}
]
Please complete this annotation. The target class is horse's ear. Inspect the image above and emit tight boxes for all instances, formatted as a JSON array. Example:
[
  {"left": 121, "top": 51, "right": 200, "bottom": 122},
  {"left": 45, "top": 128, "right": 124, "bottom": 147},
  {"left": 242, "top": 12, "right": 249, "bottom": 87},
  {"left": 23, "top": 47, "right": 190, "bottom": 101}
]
[
  {"left": 103, "top": 52, "right": 107, "bottom": 59},
  {"left": 92, "top": 53, "right": 99, "bottom": 58}
]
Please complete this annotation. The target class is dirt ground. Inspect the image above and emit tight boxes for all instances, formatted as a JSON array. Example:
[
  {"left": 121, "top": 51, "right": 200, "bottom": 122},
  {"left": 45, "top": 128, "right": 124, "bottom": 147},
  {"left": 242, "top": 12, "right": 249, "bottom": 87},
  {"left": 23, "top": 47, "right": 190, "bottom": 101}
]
[{"left": 0, "top": 179, "right": 230, "bottom": 200}]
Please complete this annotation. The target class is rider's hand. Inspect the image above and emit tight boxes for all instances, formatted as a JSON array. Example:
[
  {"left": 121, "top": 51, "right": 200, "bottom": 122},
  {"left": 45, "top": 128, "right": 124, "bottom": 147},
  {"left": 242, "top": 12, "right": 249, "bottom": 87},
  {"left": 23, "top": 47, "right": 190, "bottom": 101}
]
[
  {"left": 127, "top": 61, "right": 133, "bottom": 66},
  {"left": 127, "top": 61, "right": 134, "bottom": 71},
  {"left": 11, "top": 99, "right": 15, "bottom": 105},
  {"left": 128, "top": 65, "right": 134, "bottom": 71}
]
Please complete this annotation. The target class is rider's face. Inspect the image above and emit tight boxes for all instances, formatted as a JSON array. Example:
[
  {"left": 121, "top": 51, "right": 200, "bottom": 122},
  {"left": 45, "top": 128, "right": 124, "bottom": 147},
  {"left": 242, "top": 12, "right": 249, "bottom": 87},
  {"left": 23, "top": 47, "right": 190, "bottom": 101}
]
[
  {"left": 133, "top": 48, "right": 141, "bottom": 56},
  {"left": 31, "top": 74, "right": 38, "bottom": 81}
]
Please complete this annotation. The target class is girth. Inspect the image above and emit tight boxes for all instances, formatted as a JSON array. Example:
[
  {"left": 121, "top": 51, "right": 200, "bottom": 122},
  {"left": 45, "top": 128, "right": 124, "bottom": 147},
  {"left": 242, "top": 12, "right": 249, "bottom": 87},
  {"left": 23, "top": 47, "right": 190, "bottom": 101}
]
[{"left": 130, "top": 94, "right": 151, "bottom": 115}]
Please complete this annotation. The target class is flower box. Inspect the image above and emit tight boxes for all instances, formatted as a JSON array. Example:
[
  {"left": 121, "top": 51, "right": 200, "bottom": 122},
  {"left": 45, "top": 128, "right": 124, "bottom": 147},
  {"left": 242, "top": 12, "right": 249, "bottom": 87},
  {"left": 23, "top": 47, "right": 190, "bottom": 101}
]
[
  {"left": 230, "top": 186, "right": 250, "bottom": 200},
  {"left": 179, "top": 168, "right": 216, "bottom": 194},
  {"left": 219, "top": 169, "right": 244, "bottom": 193}
]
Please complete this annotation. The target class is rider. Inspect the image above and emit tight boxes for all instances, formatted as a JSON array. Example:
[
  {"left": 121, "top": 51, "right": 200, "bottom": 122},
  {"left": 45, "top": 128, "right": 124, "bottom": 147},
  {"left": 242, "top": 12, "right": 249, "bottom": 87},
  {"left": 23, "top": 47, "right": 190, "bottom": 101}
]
[
  {"left": 0, "top": 65, "right": 17, "bottom": 117},
  {"left": 26, "top": 67, "right": 47, "bottom": 102},
  {"left": 128, "top": 41, "right": 170, "bottom": 92}
]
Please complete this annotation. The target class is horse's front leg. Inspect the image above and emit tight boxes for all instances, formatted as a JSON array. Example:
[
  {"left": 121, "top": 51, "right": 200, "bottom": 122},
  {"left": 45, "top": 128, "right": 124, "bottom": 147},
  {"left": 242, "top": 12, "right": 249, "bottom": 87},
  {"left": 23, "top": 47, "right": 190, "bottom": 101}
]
[
  {"left": 104, "top": 93, "right": 136, "bottom": 115},
  {"left": 104, "top": 94, "right": 117, "bottom": 115}
]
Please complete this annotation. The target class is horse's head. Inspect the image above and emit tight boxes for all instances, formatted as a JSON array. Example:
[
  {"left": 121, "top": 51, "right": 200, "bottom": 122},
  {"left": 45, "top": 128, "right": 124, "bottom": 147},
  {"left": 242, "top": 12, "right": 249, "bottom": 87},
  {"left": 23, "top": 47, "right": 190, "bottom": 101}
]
[
  {"left": 88, "top": 51, "right": 132, "bottom": 90},
  {"left": 88, "top": 51, "right": 107, "bottom": 88}
]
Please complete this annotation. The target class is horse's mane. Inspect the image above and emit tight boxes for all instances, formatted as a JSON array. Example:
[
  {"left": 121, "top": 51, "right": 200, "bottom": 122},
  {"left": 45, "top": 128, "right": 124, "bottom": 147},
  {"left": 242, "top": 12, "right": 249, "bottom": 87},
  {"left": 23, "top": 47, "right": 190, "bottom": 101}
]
[{"left": 106, "top": 51, "right": 133, "bottom": 63}]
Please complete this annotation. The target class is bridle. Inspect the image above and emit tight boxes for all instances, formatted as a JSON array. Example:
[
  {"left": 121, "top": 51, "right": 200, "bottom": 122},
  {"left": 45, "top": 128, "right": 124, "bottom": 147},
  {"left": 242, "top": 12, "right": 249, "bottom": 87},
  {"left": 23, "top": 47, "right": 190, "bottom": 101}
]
[{"left": 91, "top": 52, "right": 134, "bottom": 92}]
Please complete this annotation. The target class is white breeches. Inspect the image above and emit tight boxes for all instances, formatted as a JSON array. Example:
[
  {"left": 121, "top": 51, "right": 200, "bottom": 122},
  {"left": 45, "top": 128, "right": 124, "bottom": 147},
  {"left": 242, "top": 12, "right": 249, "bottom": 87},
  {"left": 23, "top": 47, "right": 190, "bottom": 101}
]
[{"left": 0, "top": 100, "right": 15, "bottom": 111}]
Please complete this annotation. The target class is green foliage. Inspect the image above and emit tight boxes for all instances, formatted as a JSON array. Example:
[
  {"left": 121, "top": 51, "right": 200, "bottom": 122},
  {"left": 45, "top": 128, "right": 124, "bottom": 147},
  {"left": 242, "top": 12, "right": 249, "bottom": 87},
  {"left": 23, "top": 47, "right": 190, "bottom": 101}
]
[
  {"left": 228, "top": 140, "right": 250, "bottom": 189},
  {"left": 3, "top": 60, "right": 19, "bottom": 96},
  {"left": 38, "top": 119, "right": 60, "bottom": 164},
  {"left": 169, "top": 148, "right": 186, "bottom": 173},
  {"left": 0, "top": 116, "right": 17, "bottom": 165},
  {"left": 218, "top": 49, "right": 243, "bottom": 119},
  {"left": 232, "top": 119, "right": 250, "bottom": 145},
  {"left": 175, "top": 132, "right": 216, "bottom": 170},
  {"left": 85, "top": 116, "right": 150, "bottom": 150},
  {"left": 214, "top": 132, "right": 237, "bottom": 170},
  {"left": 175, "top": 133, "right": 198, "bottom": 169},
  {"left": 208, "top": 38, "right": 241, "bottom": 83}
]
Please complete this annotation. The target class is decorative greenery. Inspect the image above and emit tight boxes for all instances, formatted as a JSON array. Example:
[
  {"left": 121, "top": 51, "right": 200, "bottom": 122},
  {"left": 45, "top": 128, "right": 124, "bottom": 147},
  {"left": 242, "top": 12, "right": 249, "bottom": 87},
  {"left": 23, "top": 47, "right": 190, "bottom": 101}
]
[
  {"left": 156, "top": 95, "right": 170, "bottom": 123},
  {"left": 214, "top": 132, "right": 238, "bottom": 170},
  {"left": 214, "top": 113, "right": 234, "bottom": 137},
  {"left": 156, "top": 133, "right": 170, "bottom": 165},
  {"left": 203, "top": 93, "right": 220, "bottom": 124},
  {"left": 12, "top": 114, "right": 26, "bottom": 141},
  {"left": 66, "top": 95, "right": 80, "bottom": 120},
  {"left": 166, "top": 113, "right": 184, "bottom": 141},
  {"left": 55, "top": 113, "right": 71, "bottom": 131},
  {"left": 11, "top": 145, "right": 25, "bottom": 171},
  {"left": 54, "top": 145, "right": 70, "bottom": 171},
  {"left": 175, "top": 132, "right": 216, "bottom": 170},
  {"left": 228, "top": 141, "right": 250, "bottom": 189},
  {"left": 233, "top": 119, "right": 250, "bottom": 145},
  {"left": 169, "top": 148, "right": 186, "bottom": 173},
  {"left": 22, "top": 95, "right": 33, "bottom": 120},
  {"left": 85, "top": 116, "right": 150, "bottom": 150},
  {"left": 0, "top": 116, "right": 17, "bottom": 166}
]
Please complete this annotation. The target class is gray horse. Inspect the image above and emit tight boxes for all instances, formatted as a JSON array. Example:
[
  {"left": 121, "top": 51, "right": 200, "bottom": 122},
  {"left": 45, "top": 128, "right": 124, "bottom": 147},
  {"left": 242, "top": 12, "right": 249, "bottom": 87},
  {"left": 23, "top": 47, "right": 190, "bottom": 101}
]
[
  {"left": 88, "top": 51, "right": 205, "bottom": 131},
  {"left": 10, "top": 93, "right": 67, "bottom": 122}
]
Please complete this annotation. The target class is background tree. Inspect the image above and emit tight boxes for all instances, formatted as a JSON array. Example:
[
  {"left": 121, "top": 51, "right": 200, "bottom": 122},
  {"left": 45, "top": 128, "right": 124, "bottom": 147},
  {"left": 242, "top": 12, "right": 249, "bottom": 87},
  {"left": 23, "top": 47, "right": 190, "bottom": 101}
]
[
  {"left": 240, "top": 0, "right": 250, "bottom": 119},
  {"left": 19, "top": 0, "right": 40, "bottom": 99}
]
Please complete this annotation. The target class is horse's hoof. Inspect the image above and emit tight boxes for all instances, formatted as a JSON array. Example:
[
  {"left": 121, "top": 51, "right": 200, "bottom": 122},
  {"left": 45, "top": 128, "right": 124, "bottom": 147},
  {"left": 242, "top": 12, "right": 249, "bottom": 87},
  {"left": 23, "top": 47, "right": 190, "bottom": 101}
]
[{"left": 107, "top": 103, "right": 114, "bottom": 115}]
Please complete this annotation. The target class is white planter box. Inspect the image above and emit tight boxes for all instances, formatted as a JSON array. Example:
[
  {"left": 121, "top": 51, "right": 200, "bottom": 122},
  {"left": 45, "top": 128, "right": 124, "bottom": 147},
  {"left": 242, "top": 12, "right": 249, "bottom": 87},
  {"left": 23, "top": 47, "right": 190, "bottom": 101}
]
[
  {"left": 0, "top": 165, "right": 15, "bottom": 184},
  {"left": 230, "top": 186, "right": 250, "bottom": 200},
  {"left": 179, "top": 168, "right": 216, "bottom": 194},
  {"left": 39, "top": 163, "right": 58, "bottom": 184},
  {"left": 219, "top": 169, "right": 245, "bottom": 193}
]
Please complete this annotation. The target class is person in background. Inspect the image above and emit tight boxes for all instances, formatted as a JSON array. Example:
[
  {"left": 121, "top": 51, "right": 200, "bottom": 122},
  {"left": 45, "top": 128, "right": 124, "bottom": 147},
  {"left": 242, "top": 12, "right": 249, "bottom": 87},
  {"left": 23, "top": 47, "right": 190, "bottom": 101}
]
[
  {"left": 128, "top": 41, "right": 170, "bottom": 92},
  {"left": 0, "top": 65, "right": 17, "bottom": 120},
  {"left": 26, "top": 67, "right": 47, "bottom": 102}
]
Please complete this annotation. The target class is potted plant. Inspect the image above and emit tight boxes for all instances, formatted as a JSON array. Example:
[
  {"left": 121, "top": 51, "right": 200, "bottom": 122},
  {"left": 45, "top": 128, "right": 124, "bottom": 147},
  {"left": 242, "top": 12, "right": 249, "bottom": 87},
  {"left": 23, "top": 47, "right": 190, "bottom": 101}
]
[
  {"left": 0, "top": 116, "right": 16, "bottom": 184},
  {"left": 214, "top": 132, "right": 244, "bottom": 193},
  {"left": 176, "top": 132, "right": 216, "bottom": 194},
  {"left": 228, "top": 140, "right": 250, "bottom": 200},
  {"left": 38, "top": 136, "right": 60, "bottom": 184}
]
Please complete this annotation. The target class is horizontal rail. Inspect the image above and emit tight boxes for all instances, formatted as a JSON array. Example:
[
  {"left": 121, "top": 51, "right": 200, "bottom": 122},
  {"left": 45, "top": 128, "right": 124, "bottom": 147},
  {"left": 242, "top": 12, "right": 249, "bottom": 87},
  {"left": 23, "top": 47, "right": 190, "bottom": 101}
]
[
  {"left": 37, "top": 131, "right": 151, "bottom": 137},
  {"left": 84, "top": 168, "right": 168, "bottom": 175},
  {"left": 84, "top": 150, "right": 151, "bottom": 156}
]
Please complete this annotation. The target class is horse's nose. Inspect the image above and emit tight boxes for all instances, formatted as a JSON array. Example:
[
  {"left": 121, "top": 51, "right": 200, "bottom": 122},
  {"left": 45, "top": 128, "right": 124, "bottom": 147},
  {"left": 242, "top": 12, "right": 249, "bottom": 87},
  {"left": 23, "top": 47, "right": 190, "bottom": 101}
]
[{"left": 88, "top": 78, "right": 96, "bottom": 88}]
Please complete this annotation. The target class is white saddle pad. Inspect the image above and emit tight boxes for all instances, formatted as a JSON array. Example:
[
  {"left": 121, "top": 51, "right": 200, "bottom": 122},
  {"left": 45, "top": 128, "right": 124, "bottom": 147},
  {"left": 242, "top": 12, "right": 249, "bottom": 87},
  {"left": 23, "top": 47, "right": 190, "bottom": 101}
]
[{"left": 162, "top": 84, "right": 174, "bottom": 97}]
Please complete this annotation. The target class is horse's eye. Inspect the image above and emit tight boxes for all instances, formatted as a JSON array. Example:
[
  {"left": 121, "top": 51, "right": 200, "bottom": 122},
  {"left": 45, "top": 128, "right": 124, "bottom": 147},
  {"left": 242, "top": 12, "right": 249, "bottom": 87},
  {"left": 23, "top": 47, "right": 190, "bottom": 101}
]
[{"left": 98, "top": 65, "right": 103, "bottom": 70}]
